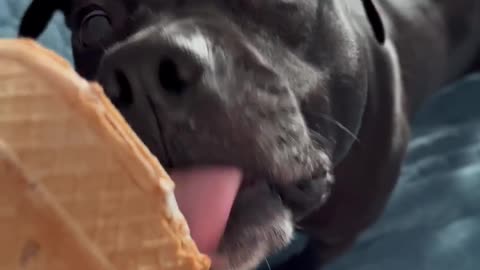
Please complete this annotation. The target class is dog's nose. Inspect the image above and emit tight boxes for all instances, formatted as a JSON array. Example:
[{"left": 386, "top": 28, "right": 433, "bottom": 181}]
[{"left": 97, "top": 35, "right": 207, "bottom": 107}]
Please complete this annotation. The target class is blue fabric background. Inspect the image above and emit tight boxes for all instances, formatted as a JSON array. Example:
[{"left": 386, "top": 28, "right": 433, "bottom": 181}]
[{"left": 3, "top": 1, "right": 480, "bottom": 269}]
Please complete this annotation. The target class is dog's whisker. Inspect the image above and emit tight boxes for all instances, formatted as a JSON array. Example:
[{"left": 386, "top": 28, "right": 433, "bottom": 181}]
[
  {"left": 264, "top": 258, "right": 272, "bottom": 270},
  {"left": 308, "top": 129, "right": 333, "bottom": 147},
  {"left": 310, "top": 112, "right": 360, "bottom": 143}
]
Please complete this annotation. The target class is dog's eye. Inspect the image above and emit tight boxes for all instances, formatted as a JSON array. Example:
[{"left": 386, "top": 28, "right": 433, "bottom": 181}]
[{"left": 79, "top": 9, "right": 112, "bottom": 48}]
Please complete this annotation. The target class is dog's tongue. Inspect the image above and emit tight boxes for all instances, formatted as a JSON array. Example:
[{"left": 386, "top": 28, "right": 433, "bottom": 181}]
[{"left": 171, "top": 167, "right": 242, "bottom": 254}]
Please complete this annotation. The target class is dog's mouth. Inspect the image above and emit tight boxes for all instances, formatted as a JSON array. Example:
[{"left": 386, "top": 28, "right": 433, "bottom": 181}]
[{"left": 167, "top": 161, "right": 333, "bottom": 262}]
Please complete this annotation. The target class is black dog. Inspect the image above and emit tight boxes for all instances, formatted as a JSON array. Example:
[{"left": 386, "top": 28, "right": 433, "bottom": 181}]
[{"left": 18, "top": 0, "right": 480, "bottom": 269}]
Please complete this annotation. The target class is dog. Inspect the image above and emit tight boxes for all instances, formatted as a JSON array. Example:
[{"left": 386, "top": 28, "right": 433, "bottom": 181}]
[{"left": 18, "top": 0, "right": 480, "bottom": 269}]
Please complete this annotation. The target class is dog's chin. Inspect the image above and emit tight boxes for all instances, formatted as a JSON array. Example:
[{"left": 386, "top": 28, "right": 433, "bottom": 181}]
[
  {"left": 211, "top": 155, "right": 333, "bottom": 270},
  {"left": 162, "top": 138, "right": 332, "bottom": 270},
  {"left": 217, "top": 181, "right": 295, "bottom": 270}
]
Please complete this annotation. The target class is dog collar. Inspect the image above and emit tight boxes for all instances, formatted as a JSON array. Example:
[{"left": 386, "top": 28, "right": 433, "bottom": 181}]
[{"left": 256, "top": 232, "right": 309, "bottom": 270}]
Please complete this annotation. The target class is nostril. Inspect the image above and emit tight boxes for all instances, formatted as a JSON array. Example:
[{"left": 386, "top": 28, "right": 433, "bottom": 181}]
[
  {"left": 112, "top": 69, "right": 134, "bottom": 107},
  {"left": 158, "top": 58, "right": 189, "bottom": 95},
  {"left": 157, "top": 52, "right": 204, "bottom": 96}
]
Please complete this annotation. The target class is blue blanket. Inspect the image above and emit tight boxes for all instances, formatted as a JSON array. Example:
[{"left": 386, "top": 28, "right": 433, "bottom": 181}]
[{"left": 2, "top": 1, "right": 480, "bottom": 269}]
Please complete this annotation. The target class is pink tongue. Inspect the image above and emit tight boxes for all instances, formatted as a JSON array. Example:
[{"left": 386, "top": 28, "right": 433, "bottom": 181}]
[{"left": 171, "top": 167, "right": 242, "bottom": 254}]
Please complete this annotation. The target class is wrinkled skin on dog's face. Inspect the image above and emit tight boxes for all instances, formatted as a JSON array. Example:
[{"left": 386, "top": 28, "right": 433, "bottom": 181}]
[{"left": 20, "top": 1, "right": 372, "bottom": 269}]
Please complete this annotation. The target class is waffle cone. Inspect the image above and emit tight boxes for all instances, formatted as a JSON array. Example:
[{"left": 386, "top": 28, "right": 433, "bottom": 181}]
[
  {"left": 0, "top": 39, "right": 211, "bottom": 270},
  {"left": 0, "top": 141, "right": 115, "bottom": 270}
]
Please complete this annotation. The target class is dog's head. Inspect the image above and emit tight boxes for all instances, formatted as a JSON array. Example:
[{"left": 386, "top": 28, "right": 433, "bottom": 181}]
[{"left": 19, "top": 0, "right": 384, "bottom": 269}]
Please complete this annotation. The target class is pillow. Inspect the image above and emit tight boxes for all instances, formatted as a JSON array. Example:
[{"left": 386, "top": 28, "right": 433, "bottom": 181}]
[
  {"left": 0, "top": 0, "right": 73, "bottom": 61},
  {"left": 327, "top": 74, "right": 480, "bottom": 270}
]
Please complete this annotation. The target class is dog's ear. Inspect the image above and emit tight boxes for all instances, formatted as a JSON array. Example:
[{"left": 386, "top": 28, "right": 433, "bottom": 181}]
[
  {"left": 18, "top": 0, "right": 68, "bottom": 38},
  {"left": 361, "top": 0, "right": 385, "bottom": 44}
]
